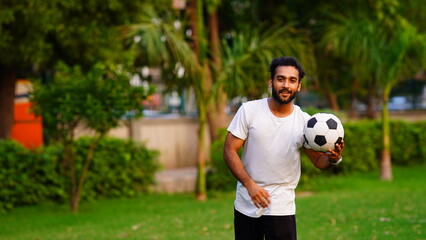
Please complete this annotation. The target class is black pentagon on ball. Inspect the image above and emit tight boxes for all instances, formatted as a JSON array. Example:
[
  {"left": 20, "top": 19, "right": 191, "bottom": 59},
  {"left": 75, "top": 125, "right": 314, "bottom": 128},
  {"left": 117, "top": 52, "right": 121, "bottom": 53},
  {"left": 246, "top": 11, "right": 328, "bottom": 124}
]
[
  {"left": 307, "top": 118, "right": 318, "bottom": 128},
  {"left": 335, "top": 137, "right": 343, "bottom": 145},
  {"left": 326, "top": 118, "right": 338, "bottom": 130},
  {"left": 314, "top": 135, "right": 327, "bottom": 146},
  {"left": 303, "top": 134, "right": 309, "bottom": 145}
]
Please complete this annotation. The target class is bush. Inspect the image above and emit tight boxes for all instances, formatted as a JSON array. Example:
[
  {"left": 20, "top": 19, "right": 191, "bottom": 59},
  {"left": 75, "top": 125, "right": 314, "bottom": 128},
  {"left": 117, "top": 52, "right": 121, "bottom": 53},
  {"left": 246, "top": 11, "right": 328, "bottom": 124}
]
[
  {"left": 0, "top": 140, "right": 64, "bottom": 211},
  {"left": 74, "top": 137, "right": 160, "bottom": 201},
  {"left": 207, "top": 120, "right": 426, "bottom": 191},
  {"left": 390, "top": 121, "right": 425, "bottom": 166},
  {"left": 206, "top": 129, "right": 237, "bottom": 191},
  {"left": 0, "top": 138, "right": 159, "bottom": 211},
  {"left": 414, "top": 121, "right": 426, "bottom": 161},
  {"left": 337, "top": 121, "right": 381, "bottom": 173},
  {"left": 0, "top": 140, "right": 35, "bottom": 211}
]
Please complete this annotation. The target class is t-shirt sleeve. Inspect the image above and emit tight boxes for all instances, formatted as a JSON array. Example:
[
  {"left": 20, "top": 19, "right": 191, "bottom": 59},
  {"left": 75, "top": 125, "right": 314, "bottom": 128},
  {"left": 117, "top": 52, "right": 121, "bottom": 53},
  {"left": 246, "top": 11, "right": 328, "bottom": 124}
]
[
  {"left": 227, "top": 104, "right": 249, "bottom": 140},
  {"left": 302, "top": 112, "right": 312, "bottom": 149}
]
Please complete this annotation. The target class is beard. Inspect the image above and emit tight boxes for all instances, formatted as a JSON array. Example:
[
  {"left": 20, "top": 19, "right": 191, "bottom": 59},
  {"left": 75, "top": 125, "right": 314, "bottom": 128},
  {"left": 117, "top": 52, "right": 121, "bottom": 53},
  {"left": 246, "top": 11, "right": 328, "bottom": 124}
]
[{"left": 271, "top": 85, "right": 298, "bottom": 105}]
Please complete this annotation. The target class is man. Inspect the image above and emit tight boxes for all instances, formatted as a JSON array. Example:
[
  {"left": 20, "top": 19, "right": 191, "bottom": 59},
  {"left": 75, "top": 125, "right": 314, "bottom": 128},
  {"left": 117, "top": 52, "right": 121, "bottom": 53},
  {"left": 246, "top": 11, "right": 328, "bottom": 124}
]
[{"left": 224, "top": 56, "right": 344, "bottom": 240}]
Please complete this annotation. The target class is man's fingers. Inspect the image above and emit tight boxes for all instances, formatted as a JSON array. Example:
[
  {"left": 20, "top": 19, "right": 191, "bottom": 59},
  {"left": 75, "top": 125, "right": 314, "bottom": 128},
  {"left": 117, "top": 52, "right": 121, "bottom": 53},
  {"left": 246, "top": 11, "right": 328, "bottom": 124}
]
[
  {"left": 252, "top": 191, "right": 270, "bottom": 208},
  {"left": 336, "top": 140, "right": 345, "bottom": 152},
  {"left": 259, "top": 191, "right": 271, "bottom": 208},
  {"left": 254, "top": 197, "right": 268, "bottom": 208},
  {"left": 328, "top": 140, "right": 344, "bottom": 159}
]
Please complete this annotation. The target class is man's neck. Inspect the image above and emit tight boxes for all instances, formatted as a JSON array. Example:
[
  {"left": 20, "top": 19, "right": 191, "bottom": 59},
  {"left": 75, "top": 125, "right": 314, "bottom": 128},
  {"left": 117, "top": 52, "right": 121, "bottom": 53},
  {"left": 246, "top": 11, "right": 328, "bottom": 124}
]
[{"left": 267, "top": 97, "right": 294, "bottom": 118}]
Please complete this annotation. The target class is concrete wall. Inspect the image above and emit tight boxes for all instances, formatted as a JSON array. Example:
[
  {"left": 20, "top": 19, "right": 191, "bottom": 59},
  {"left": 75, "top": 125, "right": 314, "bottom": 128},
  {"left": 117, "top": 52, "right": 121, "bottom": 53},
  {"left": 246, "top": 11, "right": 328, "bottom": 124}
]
[
  {"left": 131, "top": 118, "right": 211, "bottom": 168},
  {"left": 75, "top": 117, "right": 211, "bottom": 169}
]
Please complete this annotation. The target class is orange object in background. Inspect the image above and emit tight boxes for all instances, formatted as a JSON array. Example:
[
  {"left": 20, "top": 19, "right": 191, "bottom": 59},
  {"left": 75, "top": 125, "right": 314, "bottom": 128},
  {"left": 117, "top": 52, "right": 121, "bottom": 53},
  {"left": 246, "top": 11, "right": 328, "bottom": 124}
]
[
  {"left": 11, "top": 79, "right": 43, "bottom": 148},
  {"left": 11, "top": 102, "right": 43, "bottom": 149}
]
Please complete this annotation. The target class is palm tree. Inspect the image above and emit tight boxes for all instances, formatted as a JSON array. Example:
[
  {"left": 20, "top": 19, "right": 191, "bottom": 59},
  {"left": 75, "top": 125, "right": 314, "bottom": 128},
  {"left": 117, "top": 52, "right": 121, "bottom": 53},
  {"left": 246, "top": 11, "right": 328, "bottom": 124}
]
[
  {"left": 376, "top": 21, "right": 426, "bottom": 179},
  {"left": 321, "top": 4, "right": 426, "bottom": 180},
  {"left": 123, "top": 3, "right": 208, "bottom": 199}
]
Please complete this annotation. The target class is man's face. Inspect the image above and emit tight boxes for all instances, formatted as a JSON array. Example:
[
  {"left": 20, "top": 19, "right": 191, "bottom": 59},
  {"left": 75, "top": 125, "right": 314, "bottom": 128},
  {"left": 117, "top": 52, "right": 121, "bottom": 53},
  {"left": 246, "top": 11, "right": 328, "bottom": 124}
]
[{"left": 270, "top": 66, "right": 301, "bottom": 105}]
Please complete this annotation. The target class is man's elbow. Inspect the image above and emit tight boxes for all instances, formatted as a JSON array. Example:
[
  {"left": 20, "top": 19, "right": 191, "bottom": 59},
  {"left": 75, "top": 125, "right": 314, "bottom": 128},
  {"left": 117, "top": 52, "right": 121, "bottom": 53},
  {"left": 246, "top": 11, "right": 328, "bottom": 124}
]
[
  {"left": 315, "top": 162, "right": 332, "bottom": 170},
  {"left": 223, "top": 148, "right": 231, "bottom": 163}
]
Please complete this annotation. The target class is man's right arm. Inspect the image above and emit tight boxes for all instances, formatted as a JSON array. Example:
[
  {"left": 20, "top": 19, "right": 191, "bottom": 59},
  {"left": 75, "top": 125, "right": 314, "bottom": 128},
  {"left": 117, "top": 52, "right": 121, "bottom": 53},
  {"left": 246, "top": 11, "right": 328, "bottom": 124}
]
[{"left": 223, "top": 132, "right": 270, "bottom": 209}]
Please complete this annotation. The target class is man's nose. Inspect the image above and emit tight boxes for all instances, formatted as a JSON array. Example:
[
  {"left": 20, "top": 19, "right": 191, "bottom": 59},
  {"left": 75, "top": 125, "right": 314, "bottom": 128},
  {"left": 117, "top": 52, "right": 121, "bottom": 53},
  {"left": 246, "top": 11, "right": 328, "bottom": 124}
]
[{"left": 282, "top": 80, "right": 290, "bottom": 88}]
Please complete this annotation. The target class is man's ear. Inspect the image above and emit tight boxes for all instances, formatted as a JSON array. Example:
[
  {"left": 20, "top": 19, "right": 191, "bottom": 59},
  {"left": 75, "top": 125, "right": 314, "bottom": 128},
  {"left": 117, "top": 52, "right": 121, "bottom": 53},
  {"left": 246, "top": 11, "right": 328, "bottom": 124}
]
[{"left": 269, "top": 78, "right": 273, "bottom": 87}]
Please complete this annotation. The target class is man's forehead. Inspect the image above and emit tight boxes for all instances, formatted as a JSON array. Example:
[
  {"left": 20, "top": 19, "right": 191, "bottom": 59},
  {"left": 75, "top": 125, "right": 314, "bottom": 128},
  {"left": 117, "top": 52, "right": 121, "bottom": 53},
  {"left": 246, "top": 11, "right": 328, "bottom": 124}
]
[{"left": 274, "top": 66, "right": 299, "bottom": 78}]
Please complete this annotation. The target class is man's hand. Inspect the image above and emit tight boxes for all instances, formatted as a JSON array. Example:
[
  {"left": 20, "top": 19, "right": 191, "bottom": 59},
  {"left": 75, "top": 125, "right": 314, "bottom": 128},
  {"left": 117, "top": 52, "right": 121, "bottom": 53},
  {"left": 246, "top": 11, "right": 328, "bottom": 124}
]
[
  {"left": 327, "top": 140, "right": 344, "bottom": 163},
  {"left": 246, "top": 182, "right": 270, "bottom": 209}
]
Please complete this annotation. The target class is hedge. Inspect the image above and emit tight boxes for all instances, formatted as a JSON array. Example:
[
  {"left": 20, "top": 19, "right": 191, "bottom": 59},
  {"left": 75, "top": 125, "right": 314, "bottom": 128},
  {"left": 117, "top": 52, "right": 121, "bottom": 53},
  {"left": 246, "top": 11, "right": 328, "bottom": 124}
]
[
  {"left": 207, "top": 129, "right": 237, "bottom": 191},
  {"left": 0, "top": 141, "right": 64, "bottom": 211},
  {"left": 74, "top": 137, "right": 160, "bottom": 200},
  {"left": 207, "top": 120, "right": 426, "bottom": 191},
  {"left": 0, "top": 138, "right": 159, "bottom": 211}
]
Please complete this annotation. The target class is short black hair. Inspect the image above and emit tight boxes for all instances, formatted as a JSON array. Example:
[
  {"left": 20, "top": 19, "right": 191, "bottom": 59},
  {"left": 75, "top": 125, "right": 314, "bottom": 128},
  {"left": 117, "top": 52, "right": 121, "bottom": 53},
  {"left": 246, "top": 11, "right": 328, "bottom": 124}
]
[{"left": 269, "top": 56, "right": 305, "bottom": 81}]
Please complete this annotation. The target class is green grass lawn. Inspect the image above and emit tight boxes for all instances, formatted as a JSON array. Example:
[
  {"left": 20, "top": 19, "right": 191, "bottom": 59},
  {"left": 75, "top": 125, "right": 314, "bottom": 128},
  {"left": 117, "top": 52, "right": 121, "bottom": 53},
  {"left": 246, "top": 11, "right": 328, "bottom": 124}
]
[
  {"left": 1, "top": 165, "right": 425, "bottom": 240},
  {"left": 296, "top": 165, "right": 426, "bottom": 240}
]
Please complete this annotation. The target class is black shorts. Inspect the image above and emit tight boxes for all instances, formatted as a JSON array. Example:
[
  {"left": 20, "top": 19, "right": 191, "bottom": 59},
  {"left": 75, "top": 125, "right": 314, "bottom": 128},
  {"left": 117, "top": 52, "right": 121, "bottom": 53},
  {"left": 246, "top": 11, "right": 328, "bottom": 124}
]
[{"left": 234, "top": 209, "right": 297, "bottom": 240}]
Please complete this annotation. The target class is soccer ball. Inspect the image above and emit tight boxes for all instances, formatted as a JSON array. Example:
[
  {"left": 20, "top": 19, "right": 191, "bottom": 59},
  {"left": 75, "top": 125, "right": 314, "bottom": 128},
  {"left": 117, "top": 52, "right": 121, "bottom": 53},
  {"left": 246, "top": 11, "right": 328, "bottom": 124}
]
[{"left": 304, "top": 113, "right": 344, "bottom": 152}]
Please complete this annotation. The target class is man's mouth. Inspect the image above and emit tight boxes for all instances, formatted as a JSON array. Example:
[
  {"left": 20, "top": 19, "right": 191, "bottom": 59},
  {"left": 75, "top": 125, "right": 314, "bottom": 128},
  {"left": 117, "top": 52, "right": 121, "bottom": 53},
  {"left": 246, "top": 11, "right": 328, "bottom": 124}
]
[{"left": 279, "top": 89, "right": 291, "bottom": 95}]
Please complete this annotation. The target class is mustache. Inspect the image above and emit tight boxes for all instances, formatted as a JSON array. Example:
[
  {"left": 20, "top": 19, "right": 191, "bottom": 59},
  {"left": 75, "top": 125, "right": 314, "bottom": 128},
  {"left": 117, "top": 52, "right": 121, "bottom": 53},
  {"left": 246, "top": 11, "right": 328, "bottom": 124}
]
[{"left": 278, "top": 88, "right": 292, "bottom": 94}]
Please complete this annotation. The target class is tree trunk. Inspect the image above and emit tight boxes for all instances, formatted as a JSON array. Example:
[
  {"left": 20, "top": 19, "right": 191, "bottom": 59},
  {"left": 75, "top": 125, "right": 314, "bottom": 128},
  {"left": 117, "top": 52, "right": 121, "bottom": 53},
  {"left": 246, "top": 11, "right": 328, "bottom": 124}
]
[
  {"left": 208, "top": 11, "right": 220, "bottom": 68},
  {"left": 380, "top": 86, "right": 393, "bottom": 181},
  {"left": 348, "top": 82, "right": 359, "bottom": 119},
  {"left": 187, "top": 0, "right": 200, "bottom": 57},
  {"left": 189, "top": 0, "right": 208, "bottom": 201},
  {"left": 196, "top": 101, "right": 207, "bottom": 201},
  {"left": 348, "top": 94, "right": 358, "bottom": 119},
  {"left": 204, "top": 62, "right": 225, "bottom": 140},
  {"left": 325, "top": 90, "right": 339, "bottom": 111},
  {"left": 71, "top": 134, "right": 104, "bottom": 212},
  {"left": 203, "top": 47, "right": 227, "bottom": 141},
  {"left": 366, "top": 84, "right": 377, "bottom": 119},
  {"left": 61, "top": 138, "right": 77, "bottom": 209},
  {"left": 206, "top": 8, "right": 228, "bottom": 141},
  {"left": 0, "top": 65, "right": 17, "bottom": 139},
  {"left": 207, "top": 92, "right": 227, "bottom": 140}
]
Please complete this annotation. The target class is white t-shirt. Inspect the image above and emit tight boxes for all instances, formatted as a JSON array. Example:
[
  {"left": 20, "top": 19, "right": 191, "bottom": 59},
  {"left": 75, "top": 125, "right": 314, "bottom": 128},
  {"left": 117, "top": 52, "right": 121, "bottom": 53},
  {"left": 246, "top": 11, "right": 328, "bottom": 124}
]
[{"left": 227, "top": 98, "right": 310, "bottom": 218}]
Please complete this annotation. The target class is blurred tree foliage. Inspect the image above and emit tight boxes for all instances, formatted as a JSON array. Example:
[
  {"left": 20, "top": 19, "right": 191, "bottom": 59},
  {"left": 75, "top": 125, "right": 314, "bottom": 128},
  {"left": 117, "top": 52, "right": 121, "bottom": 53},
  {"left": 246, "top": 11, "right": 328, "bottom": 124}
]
[
  {"left": 218, "top": 0, "right": 426, "bottom": 113},
  {"left": 45, "top": 0, "right": 144, "bottom": 69},
  {"left": 0, "top": 0, "right": 145, "bottom": 139}
]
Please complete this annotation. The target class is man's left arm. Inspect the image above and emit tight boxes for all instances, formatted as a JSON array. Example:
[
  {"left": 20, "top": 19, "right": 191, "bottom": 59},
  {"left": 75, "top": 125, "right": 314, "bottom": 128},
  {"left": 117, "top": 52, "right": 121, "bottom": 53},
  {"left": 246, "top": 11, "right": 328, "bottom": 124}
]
[{"left": 304, "top": 140, "right": 344, "bottom": 170}]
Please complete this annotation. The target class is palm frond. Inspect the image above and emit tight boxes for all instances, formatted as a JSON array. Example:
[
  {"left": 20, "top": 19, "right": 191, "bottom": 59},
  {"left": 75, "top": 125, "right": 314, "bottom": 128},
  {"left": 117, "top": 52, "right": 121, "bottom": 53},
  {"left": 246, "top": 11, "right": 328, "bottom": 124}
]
[
  {"left": 321, "top": 8, "right": 426, "bottom": 93},
  {"left": 218, "top": 25, "right": 314, "bottom": 98},
  {"left": 122, "top": 4, "right": 202, "bottom": 86}
]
